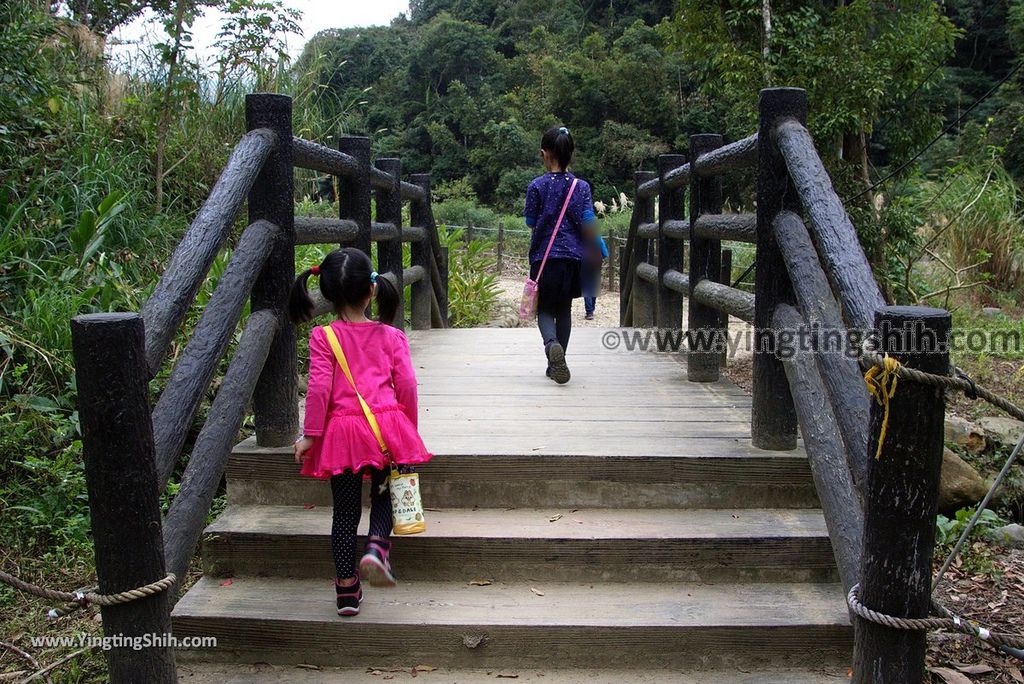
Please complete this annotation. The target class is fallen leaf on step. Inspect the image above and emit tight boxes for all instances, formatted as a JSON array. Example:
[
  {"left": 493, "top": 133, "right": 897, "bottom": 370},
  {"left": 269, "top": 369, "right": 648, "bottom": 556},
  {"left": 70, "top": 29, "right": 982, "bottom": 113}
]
[
  {"left": 531, "top": 446, "right": 544, "bottom": 451},
  {"left": 469, "top": 579, "right": 492, "bottom": 586},
  {"left": 496, "top": 674, "right": 519, "bottom": 679},
  {"left": 530, "top": 587, "right": 545, "bottom": 596},
  {"left": 219, "top": 578, "right": 233, "bottom": 587},
  {"left": 415, "top": 665, "right": 437, "bottom": 672},
  {"left": 296, "top": 664, "right": 321, "bottom": 670},
  {"left": 548, "top": 514, "right": 563, "bottom": 522},
  {"left": 929, "top": 667, "right": 972, "bottom": 684},
  {"left": 954, "top": 664, "right": 994, "bottom": 675},
  {"left": 302, "top": 503, "right": 315, "bottom": 509}
]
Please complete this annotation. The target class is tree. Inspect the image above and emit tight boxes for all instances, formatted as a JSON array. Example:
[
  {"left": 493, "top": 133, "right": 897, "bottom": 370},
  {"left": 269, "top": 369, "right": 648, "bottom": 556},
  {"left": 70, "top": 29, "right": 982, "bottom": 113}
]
[
  {"left": 215, "top": 0, "right": 301, "bottom": 92},
  {"left": 664, "top": 0, "right": 959, "bottom": 186},
  {"left": 407, "top": 12, "right": 504, "bottom": 103}
]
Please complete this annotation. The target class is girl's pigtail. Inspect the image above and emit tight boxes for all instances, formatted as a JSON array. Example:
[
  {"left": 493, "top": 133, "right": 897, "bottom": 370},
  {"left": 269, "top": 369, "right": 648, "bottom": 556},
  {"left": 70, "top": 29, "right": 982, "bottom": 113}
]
[
  {"left": 375, "top": 272, "right": 400, "bottom": 326},
  {"left": 289, "top": 269, "right": 316, "bottom": 324}
]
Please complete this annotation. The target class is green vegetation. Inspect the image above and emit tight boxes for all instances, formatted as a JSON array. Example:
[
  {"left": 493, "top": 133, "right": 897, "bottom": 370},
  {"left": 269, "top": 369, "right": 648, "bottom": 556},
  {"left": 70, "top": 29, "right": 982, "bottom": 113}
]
[{"left": 3, "top": 0, "right": 1024, "bottom": 678}]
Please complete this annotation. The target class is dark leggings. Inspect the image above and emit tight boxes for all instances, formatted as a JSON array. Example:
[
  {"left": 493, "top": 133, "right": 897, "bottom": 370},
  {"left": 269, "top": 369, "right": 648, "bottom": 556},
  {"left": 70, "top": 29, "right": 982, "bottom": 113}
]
[
  {"left": 538, "top": 294, "right": 573, "bottom": 351},
  {"left": 329, "top": 468, "right": 392, "bottom": 580}
]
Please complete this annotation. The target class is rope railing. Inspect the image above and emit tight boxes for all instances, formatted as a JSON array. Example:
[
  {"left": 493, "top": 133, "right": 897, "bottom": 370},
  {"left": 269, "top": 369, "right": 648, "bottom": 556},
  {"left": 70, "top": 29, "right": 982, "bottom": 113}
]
[{"left": 0, "top": 570, "right": 176, "bottom": 618}]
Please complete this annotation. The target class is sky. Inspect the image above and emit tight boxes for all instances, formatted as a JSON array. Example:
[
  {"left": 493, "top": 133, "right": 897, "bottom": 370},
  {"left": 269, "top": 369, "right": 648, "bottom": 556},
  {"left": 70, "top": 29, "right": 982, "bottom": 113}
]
[{"left": 108, "top": 0, "right": 410, "bottom": 68}]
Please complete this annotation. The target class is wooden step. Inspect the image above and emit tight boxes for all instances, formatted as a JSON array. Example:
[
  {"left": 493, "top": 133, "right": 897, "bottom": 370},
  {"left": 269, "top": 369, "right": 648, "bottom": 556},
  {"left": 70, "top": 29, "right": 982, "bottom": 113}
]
[
  {"left": 177, "top": 661, "right": 852, "bottom": 683},
  {"left": 202, "top": 505, "right": 837, "bottom": 583},
  {"left": 227, "top": 439, "right": 817, "bottom": 509},
  {"left": 171, "top": 577, "right": 852, "bottom": 670}
]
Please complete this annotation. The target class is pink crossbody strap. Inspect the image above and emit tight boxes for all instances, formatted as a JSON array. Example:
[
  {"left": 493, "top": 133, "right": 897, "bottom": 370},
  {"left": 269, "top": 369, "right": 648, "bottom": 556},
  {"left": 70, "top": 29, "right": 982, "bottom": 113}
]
[{"left": 535, "top": 178, "right": 578, "bottom": 283}]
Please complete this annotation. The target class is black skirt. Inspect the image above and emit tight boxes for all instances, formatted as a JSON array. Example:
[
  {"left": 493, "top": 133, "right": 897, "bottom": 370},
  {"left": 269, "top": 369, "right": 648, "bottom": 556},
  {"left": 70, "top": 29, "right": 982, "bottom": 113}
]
[{"left": 531, "top": 258, "right": 582, "bottom": 302}]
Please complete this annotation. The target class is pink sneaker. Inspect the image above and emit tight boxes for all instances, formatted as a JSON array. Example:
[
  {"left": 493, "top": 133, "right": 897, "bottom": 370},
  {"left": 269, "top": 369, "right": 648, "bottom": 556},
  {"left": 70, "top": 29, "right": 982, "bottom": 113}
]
[
  {"left": 335, "top": 577, "right": 362, "bottom": 617},
  {"left": 359, "top": 538, "right": 397, "bottom": 587}
]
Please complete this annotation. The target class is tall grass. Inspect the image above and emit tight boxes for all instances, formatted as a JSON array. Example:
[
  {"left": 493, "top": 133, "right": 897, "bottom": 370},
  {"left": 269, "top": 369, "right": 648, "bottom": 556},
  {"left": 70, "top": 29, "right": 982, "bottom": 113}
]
[{"left": 927, "top": 157, "right": 1024, "bottom": 295}]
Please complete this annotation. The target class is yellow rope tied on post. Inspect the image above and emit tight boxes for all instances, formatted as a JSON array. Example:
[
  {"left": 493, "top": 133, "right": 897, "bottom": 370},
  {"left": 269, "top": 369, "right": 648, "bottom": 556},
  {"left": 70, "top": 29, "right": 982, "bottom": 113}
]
[{"left": 864, "top": 354, "right": 901, "bottom": 460}]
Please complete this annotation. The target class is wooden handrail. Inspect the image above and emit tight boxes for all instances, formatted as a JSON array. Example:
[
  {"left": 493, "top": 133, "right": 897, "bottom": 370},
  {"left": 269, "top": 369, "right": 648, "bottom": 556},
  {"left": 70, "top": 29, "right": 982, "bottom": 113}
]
[
  {"left": 692, "top": 280, "right": 754, "bottom": 324},
  {"left": 151, "top": 219, "right": 279, "bottom": 491},
  {"left": 292, "top": 135, "right": 427, "bottom": 203},
  {"left": 692, "top": 213, "right": 756, "bottom": 243},
  {"left": 141, "top": 127, "right": 276, "bottom": 376},
  {"left": 774, "top": 210, "right": 870, "bottom": 490},
  {"left": 692, "top": 133, "right": 758, "bottom": 177},
  {"left": 635, "top": 133, "right": 759, "bottom": 199},
  {"left": 162, "top": 308, "right": 279, "bottom": 595},
  {"left": 773, "top": 302, "right": 864, "bottom": 594},
  {"left": 774, "top": 118, "right": 885, "bottom": 331}
]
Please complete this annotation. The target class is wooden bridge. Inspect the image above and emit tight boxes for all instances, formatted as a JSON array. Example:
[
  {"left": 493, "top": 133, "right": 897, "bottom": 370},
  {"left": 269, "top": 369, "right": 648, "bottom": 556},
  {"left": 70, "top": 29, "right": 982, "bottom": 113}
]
[{"left": 67, "top": 88, "right": 953, "bottom": 683}]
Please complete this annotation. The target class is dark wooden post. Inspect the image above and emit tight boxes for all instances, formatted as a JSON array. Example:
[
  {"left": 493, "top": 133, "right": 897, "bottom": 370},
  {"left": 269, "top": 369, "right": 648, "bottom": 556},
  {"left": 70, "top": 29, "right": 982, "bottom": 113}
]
[
  {"left": 71, "top": 313, "right": 176, "bottom": 683},
  {"left": 467, "top": 224, "right": 475, "bottom": 243},
  {"left": 688, "top": 134, "right": 724, "bottom": 381},
  {"left": 853, "top": 306, "right": 950, "bottom": 684},
  {"left": 657, "top": 154, "right": 686, "bottom": 331},
  {"left": 339, "top": 136, "right": 371, "bottom": 256},
  {"left": 752, "top": 87, "right": 803, "bottom": 450},
  {"left": 720, "top": 248, "right": 732, "bottom": 368},
  {"left": 632, "top": 171, "right": 657, "bottom": 327},
  {"left": 247, "top": 93, "right": 297, "bottom": 448},
  {"left": 409, "top": 173, "right": 433, "bottom": 330},
  {"left": 607, "top": 230, "right": 616, "bottom": 291},
  {"left": 438, "top": 244, "right": 449, "bottom": 325},
  {"left": 375, "top": 157, "right": 404, "bottom": 329},
  {"left": 497, "top": 222, "right": 505, "bottom": 273}
]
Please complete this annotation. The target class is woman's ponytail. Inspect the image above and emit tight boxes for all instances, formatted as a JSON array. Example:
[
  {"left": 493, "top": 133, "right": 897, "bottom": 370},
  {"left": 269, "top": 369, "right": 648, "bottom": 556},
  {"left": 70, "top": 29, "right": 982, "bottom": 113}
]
[
  {"left": 374, "top": 270, "right": 400, "bottom": 326},
  {"left": 541, "top": 125, "right": 575, "bottom": 170},
  {"left": 289, "top": 269, "right": 316, "bottom": 324}
]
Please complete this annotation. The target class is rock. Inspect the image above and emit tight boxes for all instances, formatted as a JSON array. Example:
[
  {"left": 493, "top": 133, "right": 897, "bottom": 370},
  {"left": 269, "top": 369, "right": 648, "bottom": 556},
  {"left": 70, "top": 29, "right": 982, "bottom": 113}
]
[
  {"left": 938, "top": 448, "right": 990, "bottom": 515},
  {"left": 977, "top": 416, "right": 1024, "bottom": 449},
  {"left": 982, "top": 306, "right": 1002, "bottom": 317},
  {"left": 989, "top": 523, "right": 1024, "bottom": 549},
  {"left": 945, "top": 415, "right": 986, "bottom": 454}
]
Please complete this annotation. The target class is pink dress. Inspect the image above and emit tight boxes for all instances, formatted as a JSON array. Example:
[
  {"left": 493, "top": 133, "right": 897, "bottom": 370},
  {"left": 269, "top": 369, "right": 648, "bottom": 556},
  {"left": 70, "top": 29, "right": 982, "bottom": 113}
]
[{"left": 300, "top": 320, "right": 432, "bottom": 480}]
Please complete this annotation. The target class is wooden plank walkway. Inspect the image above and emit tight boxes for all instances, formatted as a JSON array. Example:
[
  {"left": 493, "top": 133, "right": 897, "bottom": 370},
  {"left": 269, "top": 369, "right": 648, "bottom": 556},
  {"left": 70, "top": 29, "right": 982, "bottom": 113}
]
[
  {"left": 409, "top": 327, "right": 769, "bottom": 453},
  {"left": 173, "top": 327, "right": 851, "bottom": 679}
]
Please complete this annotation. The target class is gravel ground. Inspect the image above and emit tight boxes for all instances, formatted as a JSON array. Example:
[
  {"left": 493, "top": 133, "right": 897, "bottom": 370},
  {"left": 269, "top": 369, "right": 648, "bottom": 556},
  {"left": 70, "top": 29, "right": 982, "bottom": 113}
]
[{"left": 490, "top": 275, "right": 621, "bottom": 329}]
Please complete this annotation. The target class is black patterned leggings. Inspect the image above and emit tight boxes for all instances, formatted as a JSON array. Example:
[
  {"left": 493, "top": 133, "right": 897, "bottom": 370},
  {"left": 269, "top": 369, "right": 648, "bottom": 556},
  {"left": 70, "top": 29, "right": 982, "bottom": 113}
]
[{"left": 329, "top": 468, "right": 393, "bottom": 580}]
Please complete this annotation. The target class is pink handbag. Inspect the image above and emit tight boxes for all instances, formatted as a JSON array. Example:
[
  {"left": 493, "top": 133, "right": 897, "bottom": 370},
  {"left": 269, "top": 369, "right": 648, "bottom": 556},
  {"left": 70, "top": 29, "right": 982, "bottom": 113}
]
[{"left": 519, "top": 178, "right": 579, "bottom": 320}]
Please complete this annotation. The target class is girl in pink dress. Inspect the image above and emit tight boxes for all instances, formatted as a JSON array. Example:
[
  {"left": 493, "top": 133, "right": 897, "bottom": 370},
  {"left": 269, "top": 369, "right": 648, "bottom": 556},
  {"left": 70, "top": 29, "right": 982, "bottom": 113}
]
[{"left": 290, "top": 247, "right": 432, "bottom": 617}]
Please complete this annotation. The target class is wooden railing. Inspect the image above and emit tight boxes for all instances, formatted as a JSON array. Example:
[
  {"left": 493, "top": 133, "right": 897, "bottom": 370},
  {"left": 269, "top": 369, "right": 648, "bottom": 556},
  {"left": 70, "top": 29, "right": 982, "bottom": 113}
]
[
  {"left": 67, "top": 93, "right": 448, "bottom": 682},
  {"left": 620, "top": 87, "right": 951, "bottom": 682}
]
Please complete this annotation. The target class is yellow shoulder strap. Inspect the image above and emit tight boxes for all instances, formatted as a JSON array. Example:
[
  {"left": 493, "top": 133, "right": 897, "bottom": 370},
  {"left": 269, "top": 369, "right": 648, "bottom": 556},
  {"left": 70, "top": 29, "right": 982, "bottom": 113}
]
[{"left": 321, "top": 325, "right": 390, "bottom": 457}]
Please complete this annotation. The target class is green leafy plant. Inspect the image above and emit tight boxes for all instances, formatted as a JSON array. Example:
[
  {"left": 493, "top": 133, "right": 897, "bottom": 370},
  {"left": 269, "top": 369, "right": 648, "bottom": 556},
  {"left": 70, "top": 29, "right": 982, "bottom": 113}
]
[
  {"left": 936, "top": 506, "right": 1004, "bottom": 548},
  {"left": 439, "top": 226, "right": 500, "bottom": 327}
]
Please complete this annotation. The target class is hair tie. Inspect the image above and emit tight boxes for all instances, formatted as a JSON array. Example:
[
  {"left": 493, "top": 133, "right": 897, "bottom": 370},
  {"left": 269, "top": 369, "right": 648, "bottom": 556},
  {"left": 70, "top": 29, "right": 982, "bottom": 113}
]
[
  {"left": 370, "top": 271, "right": 378, "bottom": 283},
  {"left": 559, "top": 127, "right": 569, "bottom": 135},
  {"left": 310, "top": 265, "right": 320, "bottom": 276}
]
